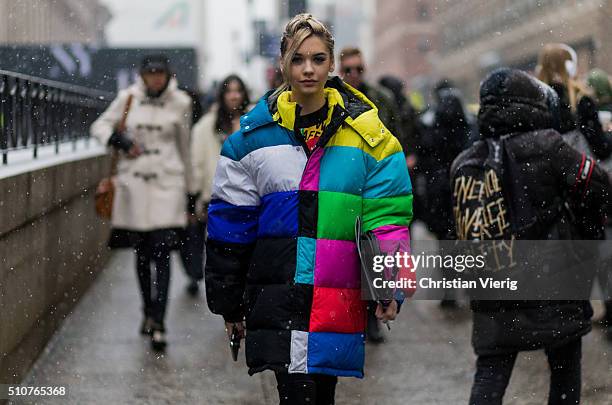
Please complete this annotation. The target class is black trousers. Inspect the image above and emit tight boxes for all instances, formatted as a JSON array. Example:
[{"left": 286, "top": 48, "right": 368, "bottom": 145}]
[
  {"left": 275, "top": 372, "right": 337, "bottom": 405},
  {"left": 469, "top": 338, "right": 582, "bottom": 405},
  {"left": 135, "top": 240, "right": 171, "bottom": 326},
  {"left": 178, "top": 220, "right": 205, "bottom": 281}
]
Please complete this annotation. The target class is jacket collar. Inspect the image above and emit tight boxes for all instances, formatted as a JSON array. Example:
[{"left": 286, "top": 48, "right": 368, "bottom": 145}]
[
  {"left": 239, "top": 94, "right": 275, "bottom": 133},
  {"left": 239, "top": 77, "right": 388, "bottom": 148}
]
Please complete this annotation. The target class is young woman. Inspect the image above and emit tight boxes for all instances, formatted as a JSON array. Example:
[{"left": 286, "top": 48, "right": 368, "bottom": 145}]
[
  {"left": 538, "top": 45, "right": 612, "bottom": 335},
  {"left": 192, "top": 74, "right": 250, "bottom": 219},
  {"left": 536, "top": 43, "right": 612, "bottom": 160},
  {"left": 188, "top": 75, "right": 250, "bottom": 293},
  {"left": 91, "top": 55, "right": 196, "bottom": 351},
  {"left": 204, "top": 14, "right": 413, "bottom": 404}
]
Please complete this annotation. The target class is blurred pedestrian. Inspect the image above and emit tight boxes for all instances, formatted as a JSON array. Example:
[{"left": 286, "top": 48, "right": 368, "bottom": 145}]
[
  {"left": 205, "top": 14, "right": 413, "bottom": 405},
  {"left": 339, "top": 47, "right": 401, "bottom": 143},
  {"left": 452, "top": 68, "right": 610, "bottom": 405},
  {"left": 587, "top": 68, "right": 612, "bottom": 114},
  {"left": 378, "top": 75, "right": 418, "bottom": 154},
  {"left": 177, "top": 86, "right": 206, "bottom": 295},
  {"left": 339, "top": 49, "right": 406, "bottom": 341},
  {"left": 415, "top": 80, "right": 477, "bottom": 307},
  {"left": 536, "top": 43, "right": 612, "bottom": 160},
  {"left": 420, "top": 79, "right": 475, "bottom": 241},
  {"left": 91, "top": 54, "right": 197, "bottom": 352},
  {"left": 189, "top": 74, "right": 251, "bottom": 296},
  {"left": 586, "top": 68, "right": 612, "bottom": 336}
]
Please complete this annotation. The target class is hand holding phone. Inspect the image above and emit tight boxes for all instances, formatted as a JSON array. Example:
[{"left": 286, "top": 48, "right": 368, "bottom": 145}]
[
  {"left": 375, "top": 300, "right": 398, "bottom": 330},
  {"left": 225, "top": 321, "right": 245, "bottom": 362}
]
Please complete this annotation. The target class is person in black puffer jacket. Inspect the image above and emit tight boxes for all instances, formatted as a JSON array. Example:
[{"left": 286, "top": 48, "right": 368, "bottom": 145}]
[
  {"left": 424, "top": 86, "right": 474, "bottom": 240},
  {"left": 451, "top": 68, "right": 611, "bottom": 405}
]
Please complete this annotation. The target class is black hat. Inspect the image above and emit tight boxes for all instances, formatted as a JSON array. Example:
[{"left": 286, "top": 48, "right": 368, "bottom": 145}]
[
  {"left": 479, "top": 68, "right": 548, "bottom": 110},
  {"left": 434, "top": 78, "right": 454, "bottom": 93},
  {"left": 478, "top": 68, "right": 554, "bottom": 137},
  {"left": 140, "top": 54, "right": 171, "bottom": 73}
]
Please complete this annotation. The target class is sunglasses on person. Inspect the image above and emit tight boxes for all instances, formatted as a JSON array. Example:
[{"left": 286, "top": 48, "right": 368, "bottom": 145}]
[{"left": 343, "top": 66, "right": 364, "bottom": 74}]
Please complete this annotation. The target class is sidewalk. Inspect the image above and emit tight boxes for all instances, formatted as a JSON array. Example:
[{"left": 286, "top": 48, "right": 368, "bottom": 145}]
[{"left": 14, "top": 249, "right": 612, "bottom": 404}]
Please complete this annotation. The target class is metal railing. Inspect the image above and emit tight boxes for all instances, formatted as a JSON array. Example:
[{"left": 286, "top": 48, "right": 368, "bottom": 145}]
[{"left": 0, "top": 69, "right": 113, "bottom": 165}]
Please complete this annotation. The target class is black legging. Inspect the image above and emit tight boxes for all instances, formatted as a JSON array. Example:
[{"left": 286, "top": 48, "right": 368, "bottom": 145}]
[
  {"left": 135, "top": 241, "right": 171, "bottom": 326},
  {"left": 469, "top": 338, "right": 582, "bottom": 405},
  {"left": 275, "top": 372, "right": 337, "bottom": 405}
]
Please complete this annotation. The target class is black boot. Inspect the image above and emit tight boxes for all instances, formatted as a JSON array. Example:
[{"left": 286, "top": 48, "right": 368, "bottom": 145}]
[
  {"left": 140, "top": 316, "right": 154, "bottom": 336},
  {"left": 151, "top": 323, "right": 167, "bottom": 352},
  {"left": 603, "top": 300, "right": 612, "bottom": 327},
  {"left": 186, "top": 279, "right": 200, "bottom": 297}
]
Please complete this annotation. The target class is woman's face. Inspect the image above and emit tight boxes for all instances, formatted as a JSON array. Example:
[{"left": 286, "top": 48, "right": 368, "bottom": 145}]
[
  {"left": 223, "top": 80, "right": 245, "bottom": 111},
  {"left": 142, "top": 71, "right": 169, "bottom": 93},
  {"left": 287, "top": 35, "right": 333, "bottom": 98}
]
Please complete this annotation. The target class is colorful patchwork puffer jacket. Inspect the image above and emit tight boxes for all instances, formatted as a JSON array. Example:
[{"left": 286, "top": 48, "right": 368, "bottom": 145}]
[{"left": 205, "top": 77, "right": 413, "bottom": 378}]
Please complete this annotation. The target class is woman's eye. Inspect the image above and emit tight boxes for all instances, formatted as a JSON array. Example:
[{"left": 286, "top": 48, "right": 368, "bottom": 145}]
[
  {"left": 314, "top": 56, "right": 326, "bottom": 64},
  {"left": 291, "top": 56, "right": 303, "bottom": 64}
]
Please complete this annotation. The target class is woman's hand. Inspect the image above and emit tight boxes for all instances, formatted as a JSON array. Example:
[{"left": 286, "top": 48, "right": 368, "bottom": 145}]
[
  {"left": 225, "top": 321, "right": 245, "bottom": 339},
  {"left": 186, "top": 213, "right": 198, "bottom": 225},
  {"left": 127, "top": 143, "right": 142, "bottom": 159},
  {"left": 375, "top": 300, "right": 398, "bottom": 322}
]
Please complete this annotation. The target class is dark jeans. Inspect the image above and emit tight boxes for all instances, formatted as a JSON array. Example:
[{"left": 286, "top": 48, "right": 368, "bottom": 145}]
[
  {"left": 178, "top": 220, "right": 205, "bottom": 281},
  {"left": 469, "top": 338, "right": 582, "bottom": 405},
  {"left": 135, "top": 241, "right": 171, "bottom": 326},
  {"left": 275, "top": 372, "right": 337, "bottom": 405}
]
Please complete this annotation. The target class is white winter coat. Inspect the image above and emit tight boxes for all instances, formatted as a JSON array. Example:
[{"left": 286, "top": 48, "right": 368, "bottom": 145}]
[
  {"left": 191, "top": 105, "right": 227, "bottom": 214},
  {"left": 91, "top": 77, "right": 195, "bottom": 231}
]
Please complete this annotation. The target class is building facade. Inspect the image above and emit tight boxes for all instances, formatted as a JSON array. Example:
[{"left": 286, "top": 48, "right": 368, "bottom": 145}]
[
  {"left": 0, "top": 0, "right": 111, "bottom": 45},
  {"left": 433, "top": 0, "right": 612, "bottom": 101},
  {"left": 372, "top": 0, "right": 437, "bottom": 89}
]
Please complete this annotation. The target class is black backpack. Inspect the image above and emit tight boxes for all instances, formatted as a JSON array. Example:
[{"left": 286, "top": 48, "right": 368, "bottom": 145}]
[{"left": 452, "top": 136, "right": 566, "bottom": 241}]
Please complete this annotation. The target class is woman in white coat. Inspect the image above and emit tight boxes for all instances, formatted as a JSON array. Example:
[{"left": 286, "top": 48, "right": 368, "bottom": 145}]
[
  {"left": 192, "top": 74, "right": 250, "bottom": 224},
  {"left": 91, "top": 55, "right": 197, "bottom": 351}
]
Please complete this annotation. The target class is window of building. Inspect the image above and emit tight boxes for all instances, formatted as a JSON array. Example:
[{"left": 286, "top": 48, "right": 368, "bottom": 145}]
[
  {"left": 417, "top": 4, "right": 430, "bottom": 21},
  {"left": 417, "top": 37, "right": 431, "bottom": 53}
]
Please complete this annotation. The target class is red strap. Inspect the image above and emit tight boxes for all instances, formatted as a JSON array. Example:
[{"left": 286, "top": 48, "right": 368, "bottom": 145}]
[
  {"left": 572, "top": 154, "right": 587, "bottom": 196},
  {"left": 582, "top": 158, "right": 595, "bottom": 200}
]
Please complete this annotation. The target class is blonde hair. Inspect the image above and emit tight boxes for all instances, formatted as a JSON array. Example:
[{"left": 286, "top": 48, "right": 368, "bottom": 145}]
[
  {"left": 536, "top": 43, "right": 590, "bottom": 110},
  {"left": 272, "top": 14, "right": 334, "bottom": 100},
  {"left": 339, "top": 47, "right": 362, "bottom": 62}
]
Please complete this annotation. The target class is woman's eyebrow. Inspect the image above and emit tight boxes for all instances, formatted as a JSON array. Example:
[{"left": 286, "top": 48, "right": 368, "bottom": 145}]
[{"left": 294, "top": 52, "right": 327, "bottom": 57}]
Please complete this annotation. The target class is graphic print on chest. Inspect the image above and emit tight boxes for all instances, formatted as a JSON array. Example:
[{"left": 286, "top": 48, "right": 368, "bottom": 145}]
[{"left": 301, "top": 122, "right": 326, "bottom": 151}]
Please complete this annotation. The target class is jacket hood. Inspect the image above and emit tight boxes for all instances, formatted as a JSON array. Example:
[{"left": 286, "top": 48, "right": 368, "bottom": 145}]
[
  {"left": 240, "top": 76, "right": 388, "bottom": 148},
  {"left": 478, "top": 68, "right": 553, "bottom": 138},
  {"left": 436, "top": 88, "right": 469, "bottom": 129}
]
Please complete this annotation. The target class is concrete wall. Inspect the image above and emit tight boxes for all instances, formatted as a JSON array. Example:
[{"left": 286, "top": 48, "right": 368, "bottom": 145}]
[{"left": 0, "top": 154, "right": 111, "bottom": 385}]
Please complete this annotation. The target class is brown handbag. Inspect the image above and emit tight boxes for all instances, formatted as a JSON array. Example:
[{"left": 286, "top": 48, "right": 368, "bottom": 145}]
[{"left": 95, "top": 94, "right": 134, "bottom": 219}]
